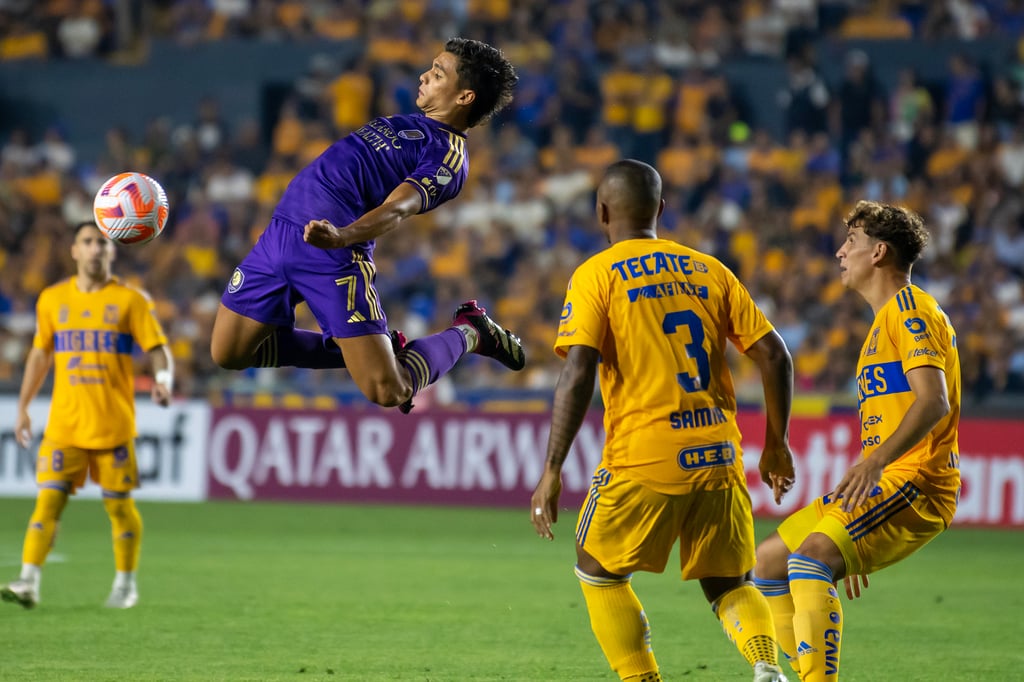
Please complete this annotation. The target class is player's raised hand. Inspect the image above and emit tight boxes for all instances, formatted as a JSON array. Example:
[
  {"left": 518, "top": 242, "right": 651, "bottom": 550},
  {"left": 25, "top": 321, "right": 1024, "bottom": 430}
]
[
  {"left": 14, "top": 410, "right": 31, "bottom": 448},
  {"left": 303, "top": 219, "right": 345, "bottom": 249},
  {"left": 759, "top": 442, "right": 795, "bottom": 505},
  {"left": 530, "top": 470, "right": 562, "bottom": 540}
]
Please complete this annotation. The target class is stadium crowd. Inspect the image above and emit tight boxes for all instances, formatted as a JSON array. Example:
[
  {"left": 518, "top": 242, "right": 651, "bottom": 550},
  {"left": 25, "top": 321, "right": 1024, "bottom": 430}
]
[{"left": 1, "top": 0, "right": 1023, "bottom": 409}]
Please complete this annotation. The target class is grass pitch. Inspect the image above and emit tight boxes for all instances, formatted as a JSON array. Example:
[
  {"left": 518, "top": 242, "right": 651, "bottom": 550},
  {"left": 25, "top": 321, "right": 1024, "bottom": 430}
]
[{"left": 0, "top": 498, "right": 1020, "bottom": 681}]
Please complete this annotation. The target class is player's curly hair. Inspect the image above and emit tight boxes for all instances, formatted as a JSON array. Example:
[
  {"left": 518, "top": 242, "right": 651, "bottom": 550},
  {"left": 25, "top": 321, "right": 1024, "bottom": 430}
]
[
  {"left": 844, "top": 200, "right": 929, "bottom": 270},
  {"left": 445, "top": 37, "right": 517, "bottom": 128}
]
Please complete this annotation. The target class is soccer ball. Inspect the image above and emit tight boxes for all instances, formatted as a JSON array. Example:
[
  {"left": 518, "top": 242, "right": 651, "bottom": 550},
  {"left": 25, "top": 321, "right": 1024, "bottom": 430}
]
[{"left": 93, "top": 172, "right": 169, "bottom": 245}]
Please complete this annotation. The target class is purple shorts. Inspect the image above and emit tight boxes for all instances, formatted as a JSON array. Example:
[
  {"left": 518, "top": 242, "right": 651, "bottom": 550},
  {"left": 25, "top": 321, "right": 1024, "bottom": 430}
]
[{"left": 221, "top": 218, "right": 388, "bottom": 339}]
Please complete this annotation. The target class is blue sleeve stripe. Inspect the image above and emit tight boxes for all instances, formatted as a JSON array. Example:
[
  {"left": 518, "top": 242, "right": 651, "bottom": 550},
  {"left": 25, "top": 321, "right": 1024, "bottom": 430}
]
[{"left": 897, "top": 287, "right": 917, "bottom": 312}]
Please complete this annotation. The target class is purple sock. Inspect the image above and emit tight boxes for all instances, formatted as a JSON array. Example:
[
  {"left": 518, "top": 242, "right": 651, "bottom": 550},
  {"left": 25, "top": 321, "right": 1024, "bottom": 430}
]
[
  {"left": 396, "top": 328, "right": 467, "bottom": 395},
  {"left": 256, "top": 328, "right": 346, "bottom": 369}
]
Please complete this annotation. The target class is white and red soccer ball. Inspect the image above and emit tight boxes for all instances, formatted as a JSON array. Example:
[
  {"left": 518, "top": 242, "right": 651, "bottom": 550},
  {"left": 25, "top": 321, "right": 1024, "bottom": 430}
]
[{"left": 92, "top": 172, "right": 169, "bottom": 245}]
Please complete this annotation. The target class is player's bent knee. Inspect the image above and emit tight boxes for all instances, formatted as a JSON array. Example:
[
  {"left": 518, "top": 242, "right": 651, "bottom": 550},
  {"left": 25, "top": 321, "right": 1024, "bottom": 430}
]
[
  {"left": 33, "top": 486, "right": 69, "bottom": 521},
  {"left": 754, "top": 532, "right": 790, "bottom": 580},
  {"left": 575, "top": 545, "right": 620, "bottom": 579},
  {"left": 102, "top": 493, "right": 137, "bottom": 519},
  {"left": 347, "top": 364, "right": 413, "bottom": 407},
  {"left": 574, "top": 565, "right": 629, "bottom": 586},
  {"left": 362, "top": 380, "right": 412, "bottom": 408},
  {"left": 210, "top": 343, "right": 246, "bottom": 370}
]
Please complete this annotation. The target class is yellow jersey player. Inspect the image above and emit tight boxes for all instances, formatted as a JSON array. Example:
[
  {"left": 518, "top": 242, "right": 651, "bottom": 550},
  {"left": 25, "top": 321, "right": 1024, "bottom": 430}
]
[
  {"left": 753, "top": 201, "right": 961, "bottom": 681},
  {"left": 530, "top": 160, "right": 796, "bottom": 682},
  {"left": 1, "top": 221, "right": 173, "bottom": 610}
]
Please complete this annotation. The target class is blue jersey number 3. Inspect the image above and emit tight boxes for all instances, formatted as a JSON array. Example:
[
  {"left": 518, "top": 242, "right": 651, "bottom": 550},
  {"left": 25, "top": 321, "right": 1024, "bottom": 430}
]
[{"left": 662, "top": 310, "right": 710, "bottom": 393}]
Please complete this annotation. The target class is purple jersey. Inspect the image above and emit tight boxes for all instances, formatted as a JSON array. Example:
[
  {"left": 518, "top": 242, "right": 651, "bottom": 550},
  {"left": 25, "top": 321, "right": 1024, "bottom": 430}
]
[
  {"left": 223, "top": 113, "right": 468, "bottom": 339},
  {"left": 272, "top": 113, "right": 468, "bottom": 249}
]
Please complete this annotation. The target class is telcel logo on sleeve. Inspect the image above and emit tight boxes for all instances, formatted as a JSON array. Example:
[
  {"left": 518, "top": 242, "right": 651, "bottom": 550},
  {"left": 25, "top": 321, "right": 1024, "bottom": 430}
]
[{"left": 677, "top": 442, "right": 736, "bottom": 469}]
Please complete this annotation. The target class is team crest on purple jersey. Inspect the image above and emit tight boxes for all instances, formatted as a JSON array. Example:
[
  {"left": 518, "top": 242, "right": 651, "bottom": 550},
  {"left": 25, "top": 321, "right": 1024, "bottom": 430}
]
[{"left": 228, "top": 268, "right": 245, "bottom": 293}]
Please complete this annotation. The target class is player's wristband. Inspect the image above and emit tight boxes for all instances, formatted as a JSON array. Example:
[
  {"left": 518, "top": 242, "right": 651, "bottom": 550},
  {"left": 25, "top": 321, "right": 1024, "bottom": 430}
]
[{"left": 155, "top": 369, "right": 173, "bottom": 392}]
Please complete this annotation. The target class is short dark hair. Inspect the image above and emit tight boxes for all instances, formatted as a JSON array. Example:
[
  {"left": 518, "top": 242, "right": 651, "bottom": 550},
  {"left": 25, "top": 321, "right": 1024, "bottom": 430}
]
[
  {"left": 844, "top": 200, "right": 929, "bottom": 269},
  {"left": 601, "top": 159, "right": 663, "bottom": 223},
  {"left": 444, "top": 37, "right": 517, "bottom": 128},
  {"left": 73, "top": 220, "right": 100, "bottom": 237}
]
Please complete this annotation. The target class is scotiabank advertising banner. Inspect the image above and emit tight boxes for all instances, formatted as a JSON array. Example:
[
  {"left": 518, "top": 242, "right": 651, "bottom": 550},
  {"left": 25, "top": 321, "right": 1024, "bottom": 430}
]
[
  {"left": 0, "top": 397, "right": 209, "bottom": 501},
  {"left": 736, "top": 413, "right": 1024, "bottom": 527},
  {"left": 206, "top": 407, "right": 1024, "bottom": 528}
]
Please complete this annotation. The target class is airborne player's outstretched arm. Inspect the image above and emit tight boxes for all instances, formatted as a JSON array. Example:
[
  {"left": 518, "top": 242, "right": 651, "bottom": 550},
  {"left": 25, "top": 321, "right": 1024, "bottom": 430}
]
[{"left": 302, "top": 183, "right": 424, "bottom": 250}]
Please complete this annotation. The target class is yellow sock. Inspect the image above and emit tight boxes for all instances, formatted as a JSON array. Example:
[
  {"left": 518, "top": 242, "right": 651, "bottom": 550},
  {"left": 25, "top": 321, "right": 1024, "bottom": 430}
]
[
  {"left": 22, "top": 487, "right": 68, "bottom": 566},
  {"left": 576, "top": 567, "right": 660, "bottom": 681},
  {"left": 104, "top": 496, "right": 143, "bottom": 572},
  {"left": 788, "top": 554, "right": 843, "bottom": 681},
  {"left": 713, "top": 583, "right": 780, "bottom": 667},
  {"left": 754, "top": 577, "right": 800, "bottom": 675}
]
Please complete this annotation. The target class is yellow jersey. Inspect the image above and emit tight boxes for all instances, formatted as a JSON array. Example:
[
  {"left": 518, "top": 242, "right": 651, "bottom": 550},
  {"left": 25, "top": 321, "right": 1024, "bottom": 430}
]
[
  {"left": 555, "top": 238, "right": 775, "bottom": 495},
  {"left": 856, "top": 284, "right": 961, "bottom": 520},
  {"left": 32, "top": 276, "right": 168, "bottom": 449}
]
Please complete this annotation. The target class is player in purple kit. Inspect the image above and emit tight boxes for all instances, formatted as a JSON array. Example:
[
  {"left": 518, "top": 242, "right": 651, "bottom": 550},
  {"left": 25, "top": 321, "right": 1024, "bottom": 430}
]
[{"left": 211, "top": 38, "right": 522, "bottom": 410}]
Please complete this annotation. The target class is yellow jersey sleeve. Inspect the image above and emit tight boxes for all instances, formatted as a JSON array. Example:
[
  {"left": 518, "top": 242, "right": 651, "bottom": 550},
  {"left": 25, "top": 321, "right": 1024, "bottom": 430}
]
[
  {"left": 723, "top": 266, "right": 774, "bottom": 353},
  {"left": 128, "top": 287, "right": 169, "bottom": 352},
  {"left": 554, "top": 258, "right": 610, "bottom": 357},
  {"left": 887, "top": 286, "right": 950, "bottom": 372},
  {"left": 32, "top": 285, "right": 61, "bottom": 352}
]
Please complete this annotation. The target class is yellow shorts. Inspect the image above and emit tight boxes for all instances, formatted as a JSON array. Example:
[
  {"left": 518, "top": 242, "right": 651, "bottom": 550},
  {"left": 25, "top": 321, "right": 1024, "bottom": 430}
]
[
  {"left": 35, "top": 438, "right": 139, "bottom": 494},
  {"left": 776, "top": 473, "right": 950, "bottom": 576},
  {"left": 575, "top": 467, "right": 756, "bottom": 580}
]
